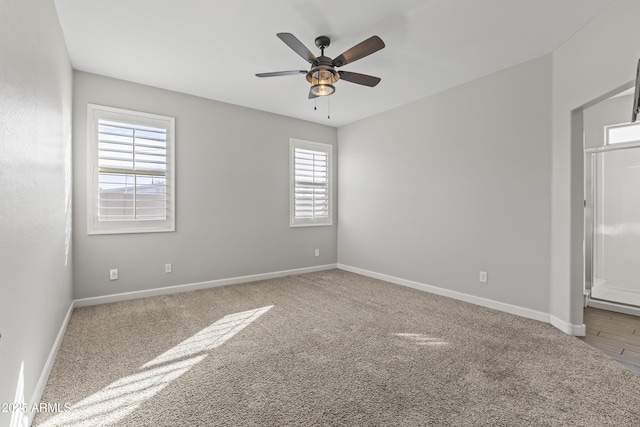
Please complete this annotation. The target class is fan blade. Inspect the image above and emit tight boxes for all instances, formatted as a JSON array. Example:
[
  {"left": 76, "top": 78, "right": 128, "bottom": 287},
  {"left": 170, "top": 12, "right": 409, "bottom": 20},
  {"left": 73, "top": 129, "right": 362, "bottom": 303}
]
[
  {"left": 332, "top": 36, "right": 385, "bottom": 67},
  {"left": 308, "top": 87, "right": 319, "bottom": 99},
  {"left": 338, "top": 71, "right": 381, "bottom": 87},
  {"left": 256, "top": 70, "right": 307, "bottom": 78},
  {"left": 277, "top": 33, "right": 317, "bottom": 64}
]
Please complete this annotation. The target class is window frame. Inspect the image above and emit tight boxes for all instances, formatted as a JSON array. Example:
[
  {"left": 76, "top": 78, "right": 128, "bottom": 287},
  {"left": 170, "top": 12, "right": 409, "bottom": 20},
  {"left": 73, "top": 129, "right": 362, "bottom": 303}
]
[
  {"left": 605, "top": 121, "right": 640, "bottom": 146},
  {"left": 86, "top": 104, "right": 175, "bottom": 235},
  {"left": 289, "top": 138, "right": 333, "bottom": 228}
]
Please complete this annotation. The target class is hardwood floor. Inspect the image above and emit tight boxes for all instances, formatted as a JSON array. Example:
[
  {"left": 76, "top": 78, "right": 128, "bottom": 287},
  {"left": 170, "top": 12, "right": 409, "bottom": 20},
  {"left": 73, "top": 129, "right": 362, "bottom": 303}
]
[{"left": 580, "top": 306, "right": 640, "bottom": 374}]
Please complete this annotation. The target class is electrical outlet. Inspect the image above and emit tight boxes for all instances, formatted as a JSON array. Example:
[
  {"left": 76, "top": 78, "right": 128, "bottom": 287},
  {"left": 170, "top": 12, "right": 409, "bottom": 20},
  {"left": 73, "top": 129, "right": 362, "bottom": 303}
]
[
  {"left": 165, "top": 263, "right": 172, "bottom": 273},
  {"left": 315, "top": 249, "right": 320, "bottom": 257},
  {"left": 110, "top": 269, "right": 118, "bottom": 281},
  {"left": 479, "top": 271, "right": 488, "bottom": 283}
]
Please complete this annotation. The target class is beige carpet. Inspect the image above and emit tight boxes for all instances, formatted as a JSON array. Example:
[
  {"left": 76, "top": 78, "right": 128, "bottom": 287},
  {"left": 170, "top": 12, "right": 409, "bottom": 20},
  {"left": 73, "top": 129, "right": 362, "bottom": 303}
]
[{"left": 34, "top": 269, "right": 640, "bottom": 426}]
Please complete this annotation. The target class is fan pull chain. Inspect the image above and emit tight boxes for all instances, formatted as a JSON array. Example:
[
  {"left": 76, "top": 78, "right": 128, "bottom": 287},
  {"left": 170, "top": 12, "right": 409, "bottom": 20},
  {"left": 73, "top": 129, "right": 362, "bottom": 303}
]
[
  {"left": 328, "top": 96, "right": 330, "bottom": 119},
  {"left": 314, "top": 98, "right": 317, "bottom": 111}
]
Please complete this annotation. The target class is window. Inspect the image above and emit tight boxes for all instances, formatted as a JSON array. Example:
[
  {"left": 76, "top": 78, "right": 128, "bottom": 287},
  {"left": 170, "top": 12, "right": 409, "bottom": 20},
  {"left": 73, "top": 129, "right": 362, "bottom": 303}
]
[
  {"left": 87, "top": 104, "right": 175, "bottom": 234},
  {"left": 606, "top": 122, "right": 640, "bottom": 146},
  {"left": 290, "top": 139, "right": 333, "bottom": 227}
]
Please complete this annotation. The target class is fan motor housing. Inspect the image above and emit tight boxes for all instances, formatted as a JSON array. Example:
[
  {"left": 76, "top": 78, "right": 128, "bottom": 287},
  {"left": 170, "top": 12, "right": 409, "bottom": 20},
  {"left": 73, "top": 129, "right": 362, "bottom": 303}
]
[
  {"left": 306, "top": 65, "right": 339, "bottom": 85},
  {"left": 306, "top": 53, "right": 339, "bottom": 85}
]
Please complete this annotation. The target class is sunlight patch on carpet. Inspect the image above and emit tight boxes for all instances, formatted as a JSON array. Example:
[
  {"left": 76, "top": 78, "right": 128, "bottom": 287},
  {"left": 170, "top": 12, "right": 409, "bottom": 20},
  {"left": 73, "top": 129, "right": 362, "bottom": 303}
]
[
  {"left": 394, "top": 333, "right": 449, "bottom": 346},
  {"left": 143, "top": 306, "right": 273, "bottom": 369},
  {"left": 38, "top": 306, "right": 272, "bottom": 427}
]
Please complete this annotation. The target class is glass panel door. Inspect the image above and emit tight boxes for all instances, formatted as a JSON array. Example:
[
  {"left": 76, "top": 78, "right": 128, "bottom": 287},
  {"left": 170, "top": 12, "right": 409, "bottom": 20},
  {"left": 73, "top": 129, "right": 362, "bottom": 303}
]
[{"left": 590, "top": 146, "right": 640, "bottom": 307}]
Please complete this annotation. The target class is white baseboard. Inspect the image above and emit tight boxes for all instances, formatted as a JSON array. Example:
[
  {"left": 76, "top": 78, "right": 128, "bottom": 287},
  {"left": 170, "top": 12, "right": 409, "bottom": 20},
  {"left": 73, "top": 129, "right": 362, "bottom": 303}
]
[
  {"left": 550, "top": 315, "right": 586, "bottom": 337},
  {"left": 75, "top": 264, "right": 338, "bottom": 307},
  {"left": 28, "top": 300, "right": 75, "bottom": 425},
  {"left": 336, "top": 264, "right": 586, "bottom": 333}
]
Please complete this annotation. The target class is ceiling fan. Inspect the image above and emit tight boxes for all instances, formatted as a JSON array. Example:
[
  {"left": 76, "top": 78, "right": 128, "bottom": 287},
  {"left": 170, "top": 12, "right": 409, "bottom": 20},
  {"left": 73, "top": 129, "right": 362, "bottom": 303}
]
[{"left": 256, "top": 33, "right": 385, "bottom": 99}]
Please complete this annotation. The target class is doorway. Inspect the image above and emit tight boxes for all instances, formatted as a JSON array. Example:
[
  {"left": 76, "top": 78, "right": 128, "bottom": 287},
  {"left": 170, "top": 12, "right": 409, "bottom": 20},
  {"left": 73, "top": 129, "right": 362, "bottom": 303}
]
[{"left": 585, "top": 120, "right": 640, "bottom": 315}]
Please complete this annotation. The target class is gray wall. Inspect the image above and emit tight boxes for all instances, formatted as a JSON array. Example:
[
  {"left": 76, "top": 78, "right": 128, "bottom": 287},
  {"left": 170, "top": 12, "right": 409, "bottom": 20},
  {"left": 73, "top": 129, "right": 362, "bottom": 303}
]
[
  {"left": 337, "top": 55, "right": 552, "bottom": 313},
  {"left": 73, "top": 72, "right": 337, "bottom": 299},
  {"left": 0, "top": 0, "right": 73, "bottom": 424}
]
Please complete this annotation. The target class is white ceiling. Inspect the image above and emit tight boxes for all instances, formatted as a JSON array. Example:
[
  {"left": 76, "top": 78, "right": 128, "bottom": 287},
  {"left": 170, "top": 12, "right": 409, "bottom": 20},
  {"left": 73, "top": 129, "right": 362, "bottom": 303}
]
[{"left": 54, "top": 0, "right": 613, "bottom": 127}]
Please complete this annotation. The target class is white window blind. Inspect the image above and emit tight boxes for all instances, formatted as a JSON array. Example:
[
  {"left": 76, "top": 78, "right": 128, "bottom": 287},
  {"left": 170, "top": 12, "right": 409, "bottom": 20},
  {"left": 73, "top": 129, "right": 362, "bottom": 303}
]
[
  {"left": 290, "top": 139, "right": 332, "bottom": 227},
  {"left": 97, "top": 120, "right": 167, "bottom": 221},
  {"left": 88, "top": 104, "right": 175, "bottom": 234}
]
